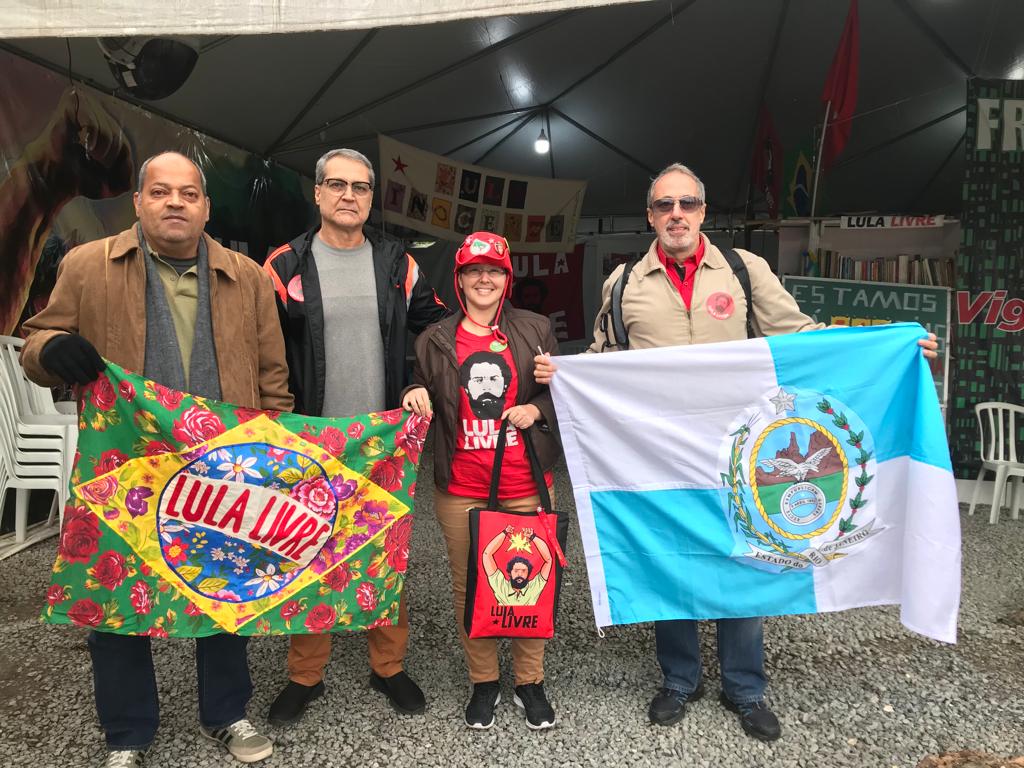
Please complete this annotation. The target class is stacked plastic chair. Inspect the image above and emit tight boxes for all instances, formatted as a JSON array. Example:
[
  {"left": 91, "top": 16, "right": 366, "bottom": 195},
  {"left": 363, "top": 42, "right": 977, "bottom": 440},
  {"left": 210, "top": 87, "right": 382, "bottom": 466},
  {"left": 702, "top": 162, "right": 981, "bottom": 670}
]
[{"left": 0, "top": 336, "right": 78, "bottom": 560}]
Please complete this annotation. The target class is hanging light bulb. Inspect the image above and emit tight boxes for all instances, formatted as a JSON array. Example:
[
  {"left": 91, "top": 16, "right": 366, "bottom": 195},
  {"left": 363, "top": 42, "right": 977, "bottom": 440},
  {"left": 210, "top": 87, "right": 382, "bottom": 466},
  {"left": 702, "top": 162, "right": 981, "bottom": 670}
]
[{"left": 534, "top": 128, "right": 550, "bottom": 154}]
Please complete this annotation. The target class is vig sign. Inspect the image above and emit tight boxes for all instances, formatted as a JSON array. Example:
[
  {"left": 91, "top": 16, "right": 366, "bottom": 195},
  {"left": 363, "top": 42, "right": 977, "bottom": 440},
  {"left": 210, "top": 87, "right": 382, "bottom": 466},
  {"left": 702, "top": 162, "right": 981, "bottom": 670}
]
[{"left": 957, "top": 290, "right": 1024, "bottom": 332}]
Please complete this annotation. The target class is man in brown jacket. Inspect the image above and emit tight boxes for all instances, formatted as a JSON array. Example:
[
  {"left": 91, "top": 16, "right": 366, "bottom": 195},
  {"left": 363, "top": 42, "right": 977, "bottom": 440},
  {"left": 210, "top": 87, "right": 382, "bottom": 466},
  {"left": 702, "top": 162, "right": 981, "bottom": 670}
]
[
  {"left": 21, "top": 151, "right": 292, "bottom": 768},
  {"left": 536, "top": 163, "right": 938, "bottom": 744}
]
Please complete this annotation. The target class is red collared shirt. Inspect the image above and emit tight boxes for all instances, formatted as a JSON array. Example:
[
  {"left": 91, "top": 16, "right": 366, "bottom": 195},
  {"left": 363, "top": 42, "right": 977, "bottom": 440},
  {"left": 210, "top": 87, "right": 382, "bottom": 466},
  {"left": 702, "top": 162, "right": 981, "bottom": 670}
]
[{"left": 657, "top": 237, "right": 706, "bottom": 310}]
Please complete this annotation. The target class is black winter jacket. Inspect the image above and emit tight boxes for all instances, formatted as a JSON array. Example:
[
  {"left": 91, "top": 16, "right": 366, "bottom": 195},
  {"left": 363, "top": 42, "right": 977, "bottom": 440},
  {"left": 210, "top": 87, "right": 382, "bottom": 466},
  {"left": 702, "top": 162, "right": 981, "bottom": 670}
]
[{"left": 263, "top": 226, "right": 448, "bottom": 415}]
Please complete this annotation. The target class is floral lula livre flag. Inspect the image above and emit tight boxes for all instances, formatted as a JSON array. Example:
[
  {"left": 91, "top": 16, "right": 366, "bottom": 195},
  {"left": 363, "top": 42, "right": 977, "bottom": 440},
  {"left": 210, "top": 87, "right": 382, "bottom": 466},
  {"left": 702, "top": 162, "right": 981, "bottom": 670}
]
[{"left": 42, "top": 361, "right": 429, "bottom": 637}]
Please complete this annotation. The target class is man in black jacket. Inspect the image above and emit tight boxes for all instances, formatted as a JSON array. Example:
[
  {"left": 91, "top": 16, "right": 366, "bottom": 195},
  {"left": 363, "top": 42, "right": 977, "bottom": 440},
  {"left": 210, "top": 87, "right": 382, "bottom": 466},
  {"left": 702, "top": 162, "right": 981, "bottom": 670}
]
[{"left": 263, "top": 148, "right": 446, "bottom": 725}]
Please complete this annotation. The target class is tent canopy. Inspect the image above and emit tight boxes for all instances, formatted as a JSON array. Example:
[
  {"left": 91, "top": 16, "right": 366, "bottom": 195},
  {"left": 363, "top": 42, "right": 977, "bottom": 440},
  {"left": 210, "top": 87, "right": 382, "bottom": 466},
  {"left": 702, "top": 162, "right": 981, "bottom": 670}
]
[
  {"left": 1, "top": 0, "right": 645, "bottom": 38},
  {"left": 4, "top": 0, "right": 1022, "bottom": 217}
]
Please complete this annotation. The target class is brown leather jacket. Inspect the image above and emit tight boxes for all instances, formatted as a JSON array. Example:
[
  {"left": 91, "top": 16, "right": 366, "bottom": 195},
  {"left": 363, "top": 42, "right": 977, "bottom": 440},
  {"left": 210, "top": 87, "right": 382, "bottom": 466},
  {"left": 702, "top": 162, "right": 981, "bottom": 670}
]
[
  {"left": 20, "top": 226, "right": 293, "bottom": 412},
  {"left": 408, "top": 307, "right": 561, "bottom": 494}
]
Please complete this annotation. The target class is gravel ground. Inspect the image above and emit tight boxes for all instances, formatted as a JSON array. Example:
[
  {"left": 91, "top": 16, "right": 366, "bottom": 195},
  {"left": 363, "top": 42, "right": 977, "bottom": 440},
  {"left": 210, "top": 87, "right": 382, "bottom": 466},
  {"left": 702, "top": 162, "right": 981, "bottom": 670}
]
[{"left": 1, "top": 455, "right": 1022, "bottom": 768}]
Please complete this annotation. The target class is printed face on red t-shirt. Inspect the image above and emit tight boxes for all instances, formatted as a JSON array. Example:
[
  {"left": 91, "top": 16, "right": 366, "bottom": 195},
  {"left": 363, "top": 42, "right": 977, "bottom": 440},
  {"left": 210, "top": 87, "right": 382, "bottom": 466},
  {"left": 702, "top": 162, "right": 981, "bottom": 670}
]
[{"left": 460, "top": 350, "right": 512, "bottom": 420}]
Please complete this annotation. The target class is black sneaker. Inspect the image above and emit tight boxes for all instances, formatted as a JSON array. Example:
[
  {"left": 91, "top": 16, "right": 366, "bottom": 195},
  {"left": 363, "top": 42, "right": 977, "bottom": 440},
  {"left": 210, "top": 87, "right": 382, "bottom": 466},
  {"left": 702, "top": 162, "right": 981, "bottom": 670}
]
[
  {"left": 369, "top": 670, "right": 426, "bottom": 715},
  {"left": 465, "top": 681, "right": 501, "bottom": 729},
  {"left": 648, "top": 681, "right": 705, "bottom": 726},
  {"left": 719, "top": 692, "right": 782, "bottom": 741},
  {"left": 513, "top": 682, "right": 556, "bottom": 729},
  {"left": 267, "top": 680, "right": 325, "bottom": 726}
]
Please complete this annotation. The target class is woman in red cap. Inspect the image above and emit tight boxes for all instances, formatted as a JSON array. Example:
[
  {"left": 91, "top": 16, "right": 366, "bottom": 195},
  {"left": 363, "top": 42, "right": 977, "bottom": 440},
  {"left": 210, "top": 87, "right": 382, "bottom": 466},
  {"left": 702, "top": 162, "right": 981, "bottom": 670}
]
[{"left": 402, "top": 231, "right": 561, "bottom": 730}]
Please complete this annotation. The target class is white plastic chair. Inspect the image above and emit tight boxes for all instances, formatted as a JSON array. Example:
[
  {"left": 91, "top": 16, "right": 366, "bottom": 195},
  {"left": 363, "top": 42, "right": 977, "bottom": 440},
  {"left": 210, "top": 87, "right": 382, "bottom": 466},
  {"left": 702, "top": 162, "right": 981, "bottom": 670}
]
[
  {"left": 0, "top": 413, "right": 64, "bottom": 559},
  {"left": 0, "top": 336, "right": 77, "bottom": 559},
  {"left": 968, "top": 401, "right": 1024, "bottom": 524},
  {"left": 0, "top": 337, "right": 77, "bottom": 485}
]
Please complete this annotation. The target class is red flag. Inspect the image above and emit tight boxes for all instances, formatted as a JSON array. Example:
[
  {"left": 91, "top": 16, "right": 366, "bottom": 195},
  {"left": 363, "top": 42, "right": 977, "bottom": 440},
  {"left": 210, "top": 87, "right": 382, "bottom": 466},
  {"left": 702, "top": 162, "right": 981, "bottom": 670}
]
[
  {"left": 750, "top": 104, "right": 783, "bottom": 218},
  {"left": 821, "top": 0, "right": 859, "bottom": 168}
]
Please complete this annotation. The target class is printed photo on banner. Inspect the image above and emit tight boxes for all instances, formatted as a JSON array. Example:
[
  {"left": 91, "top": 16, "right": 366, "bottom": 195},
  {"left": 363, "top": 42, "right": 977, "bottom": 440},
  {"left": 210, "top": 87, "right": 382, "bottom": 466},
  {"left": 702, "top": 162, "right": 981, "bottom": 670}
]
[
  {"left": 506, "top": 180, "right": 528, "bottom": 209},
  {"left": 483, "top": 176, "right": 505, "bottom": 206},
  {"left": 459, "top": 170, "right": 481, "bottom": 202},
  {"left": 435, "top": 163, "right": 456, "bottom": 195},
  {"left": 510, "top": 246, "right": 586, "bottom": 342},
  {"left": 431, "top": 197, "right": 452, "bottom": 229},
  {"left": 480, "top": 208, "right": 500, "bottom": 232},
  {"left": 0, "top": 50, "right": 313, "bottom": 337},
  {"left": 503, "top": 213, "right": 523, "bottom": 243},
  {"left": 455, "top": 204, "right": 477, "bottom": 235},
  {"left": 384, "top": 180, "right": 405, "bottom": 213},
  {"left": 407, "top": 188, "right": 428, "bottom": 221},
  {"left": 526, "top": 216, "right": 545, "bottom": 243},
  {"left": 546, "top": 215, "right": 564, "bottom": 243}
]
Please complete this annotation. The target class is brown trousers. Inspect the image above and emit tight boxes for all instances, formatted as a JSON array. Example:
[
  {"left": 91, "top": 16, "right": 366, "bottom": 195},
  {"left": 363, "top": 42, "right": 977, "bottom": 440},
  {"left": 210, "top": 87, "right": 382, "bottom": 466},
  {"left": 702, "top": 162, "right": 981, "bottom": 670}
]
[
  {"left": 434, "top": 488, "right": 548, "bottom": 686},
  {"left": 288, "top": 593, "right": 409, "bottom": 685}
]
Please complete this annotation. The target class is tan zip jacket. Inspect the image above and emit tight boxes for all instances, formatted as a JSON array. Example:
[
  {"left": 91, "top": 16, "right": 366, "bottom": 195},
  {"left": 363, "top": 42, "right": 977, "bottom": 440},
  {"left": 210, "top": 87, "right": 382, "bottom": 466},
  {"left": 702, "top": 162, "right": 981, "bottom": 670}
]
[{"left": 589, "top": 234, "right": 823, "bottom": 352}]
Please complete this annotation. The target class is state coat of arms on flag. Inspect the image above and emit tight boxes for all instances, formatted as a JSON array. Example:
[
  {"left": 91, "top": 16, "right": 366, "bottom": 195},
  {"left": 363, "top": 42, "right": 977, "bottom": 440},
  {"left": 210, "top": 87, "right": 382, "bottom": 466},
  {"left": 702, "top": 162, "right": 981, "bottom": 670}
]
[{"left": 721, "top": 387, "right": 881, "bottom": 571}]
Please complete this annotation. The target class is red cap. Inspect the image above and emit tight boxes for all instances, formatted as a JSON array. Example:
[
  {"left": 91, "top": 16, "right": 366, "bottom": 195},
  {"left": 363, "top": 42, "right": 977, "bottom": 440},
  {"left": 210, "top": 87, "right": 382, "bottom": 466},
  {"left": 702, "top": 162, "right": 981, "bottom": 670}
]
[
  {"left": 453, "top": 231, "right": 513, "bottom": 345},
  {"left": 454, "top": 232, "right": 513, "bottom": 299}
]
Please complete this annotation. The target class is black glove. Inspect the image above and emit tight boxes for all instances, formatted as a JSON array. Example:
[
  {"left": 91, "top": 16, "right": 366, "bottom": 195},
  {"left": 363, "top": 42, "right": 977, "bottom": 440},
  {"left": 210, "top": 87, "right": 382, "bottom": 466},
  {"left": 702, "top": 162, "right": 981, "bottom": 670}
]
[{"left": 40, "top": 333, "right": 106, "bottom": 385}]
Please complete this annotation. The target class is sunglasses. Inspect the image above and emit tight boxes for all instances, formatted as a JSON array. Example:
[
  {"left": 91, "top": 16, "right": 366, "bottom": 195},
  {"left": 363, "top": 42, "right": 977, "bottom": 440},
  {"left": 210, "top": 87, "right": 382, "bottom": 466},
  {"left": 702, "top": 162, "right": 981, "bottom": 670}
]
[{"left": 651, "top": 196, "right": 704, "bottom": 214}]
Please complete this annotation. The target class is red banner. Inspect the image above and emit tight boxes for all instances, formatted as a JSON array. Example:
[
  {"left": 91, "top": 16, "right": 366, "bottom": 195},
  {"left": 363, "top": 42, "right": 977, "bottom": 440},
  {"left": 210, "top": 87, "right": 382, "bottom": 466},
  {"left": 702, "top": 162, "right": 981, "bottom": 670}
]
[
  {"left": 509, "top": 244, "right": 585, "bottom": 342},
  {"left": 821, "top": 0, "right": 860, "bottom": 168}
]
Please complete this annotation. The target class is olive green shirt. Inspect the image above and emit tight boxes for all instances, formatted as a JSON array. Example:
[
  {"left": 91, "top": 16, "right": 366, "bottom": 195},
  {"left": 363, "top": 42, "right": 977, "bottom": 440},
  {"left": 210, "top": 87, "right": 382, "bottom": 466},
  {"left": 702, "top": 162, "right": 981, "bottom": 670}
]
[{"left": 150, "top": 253, "right": 199, "bottom": 382}]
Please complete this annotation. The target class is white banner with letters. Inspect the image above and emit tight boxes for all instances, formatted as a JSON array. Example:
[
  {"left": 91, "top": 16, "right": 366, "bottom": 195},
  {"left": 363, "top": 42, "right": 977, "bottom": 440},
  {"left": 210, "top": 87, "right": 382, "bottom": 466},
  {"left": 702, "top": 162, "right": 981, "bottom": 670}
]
[{"left": 378, "top": 135, "right": 586, "bottom": 254}]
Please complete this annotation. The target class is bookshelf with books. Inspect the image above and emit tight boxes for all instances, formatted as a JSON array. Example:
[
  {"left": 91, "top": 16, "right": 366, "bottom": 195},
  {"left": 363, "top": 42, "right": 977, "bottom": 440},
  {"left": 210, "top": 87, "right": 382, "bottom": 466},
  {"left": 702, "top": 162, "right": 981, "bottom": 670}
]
[
  {"left": 777, "top": 217, "right": 961, "bottom": 289},
  {"left": 809, "top": 249, "right": 957, "bottom": 287}
]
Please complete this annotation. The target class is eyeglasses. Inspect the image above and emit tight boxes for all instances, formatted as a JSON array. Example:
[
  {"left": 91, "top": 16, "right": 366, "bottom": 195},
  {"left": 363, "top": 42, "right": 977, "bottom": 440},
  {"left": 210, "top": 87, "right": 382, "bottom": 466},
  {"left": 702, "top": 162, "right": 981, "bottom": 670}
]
[
  {"left": 651, "top": 196, "right": 704, "bottom": 214},
  {"left": 320, "top": 178, "right": 373, "bottom": 197},
  {"left": 461, "top": 266, "right": 506, "bottom": 279}
]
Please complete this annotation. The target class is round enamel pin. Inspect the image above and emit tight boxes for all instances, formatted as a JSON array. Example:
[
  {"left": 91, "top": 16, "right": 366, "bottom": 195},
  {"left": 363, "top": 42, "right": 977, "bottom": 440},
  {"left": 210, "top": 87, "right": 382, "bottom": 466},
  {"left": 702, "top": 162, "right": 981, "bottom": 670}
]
[
  {"left": 489, "top": 340, "right": 508, "bottom": 352},
  {"left": 287, "top": 275, "right": 304, "bottom": 303},
  {"left": 706, "top": 291, "right": 735, "bottom": 320}
]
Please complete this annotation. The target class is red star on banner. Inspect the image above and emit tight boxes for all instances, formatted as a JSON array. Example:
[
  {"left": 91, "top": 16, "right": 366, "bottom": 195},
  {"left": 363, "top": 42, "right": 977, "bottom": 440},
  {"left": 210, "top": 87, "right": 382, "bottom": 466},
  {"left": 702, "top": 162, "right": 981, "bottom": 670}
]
[{"left": 392, "top": 156, "right": 408, "bottom": 174}]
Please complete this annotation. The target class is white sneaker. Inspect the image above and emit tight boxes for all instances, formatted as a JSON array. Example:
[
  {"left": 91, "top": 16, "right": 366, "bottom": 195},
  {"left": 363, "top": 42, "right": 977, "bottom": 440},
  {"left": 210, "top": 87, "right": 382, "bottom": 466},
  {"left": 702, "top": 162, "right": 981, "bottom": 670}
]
[
  {"left": 103, "top": 750, "right": 146, "bottom": 768},
  {"left": 200, "top": 718, "right": 273, "bottom": 763}
]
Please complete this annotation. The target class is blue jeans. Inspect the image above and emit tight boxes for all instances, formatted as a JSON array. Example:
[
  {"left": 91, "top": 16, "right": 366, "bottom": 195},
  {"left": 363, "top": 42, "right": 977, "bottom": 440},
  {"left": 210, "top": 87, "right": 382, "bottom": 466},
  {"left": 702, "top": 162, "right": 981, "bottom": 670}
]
[
  {"left": 654, "top": 617, "right": 766, "bottom": 705},
  {"left": 88, "top": 631, "right": 252, "bottom": 749}
]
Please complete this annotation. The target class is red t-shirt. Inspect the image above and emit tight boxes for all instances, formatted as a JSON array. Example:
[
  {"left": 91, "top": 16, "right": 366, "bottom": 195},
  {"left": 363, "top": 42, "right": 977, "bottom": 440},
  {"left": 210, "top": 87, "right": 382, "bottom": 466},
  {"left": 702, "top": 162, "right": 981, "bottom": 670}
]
[
  {"left": 447, "top": 324, "right": 548, "bottom": 499},
  {"left": 658, "top": 237, "right": 705, "bottom": 309}
]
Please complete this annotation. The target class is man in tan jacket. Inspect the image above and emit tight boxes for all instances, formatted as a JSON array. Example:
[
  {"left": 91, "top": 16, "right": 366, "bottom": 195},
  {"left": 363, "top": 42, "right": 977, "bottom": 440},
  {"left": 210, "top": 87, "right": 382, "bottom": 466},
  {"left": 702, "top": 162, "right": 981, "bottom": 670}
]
[
  {"left": 587, "top": 167, "right": 825, "bottom": 352},
  {"left": 535, "top": 162, "right": 937, "bottom": 743},
  {"left": 21, "top": 151, "right": 292, "bottom": 768}
]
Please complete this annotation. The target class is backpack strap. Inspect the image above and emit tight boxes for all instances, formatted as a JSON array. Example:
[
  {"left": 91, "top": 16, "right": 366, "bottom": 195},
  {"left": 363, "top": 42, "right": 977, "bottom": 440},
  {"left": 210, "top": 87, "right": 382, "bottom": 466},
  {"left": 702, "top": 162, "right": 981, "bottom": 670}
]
[
  {"left": 722, "top": 248, "right": 755, "bottom": 339},
  {"left": 599, "top": 255, "right": 642, "bottom": 351}
]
